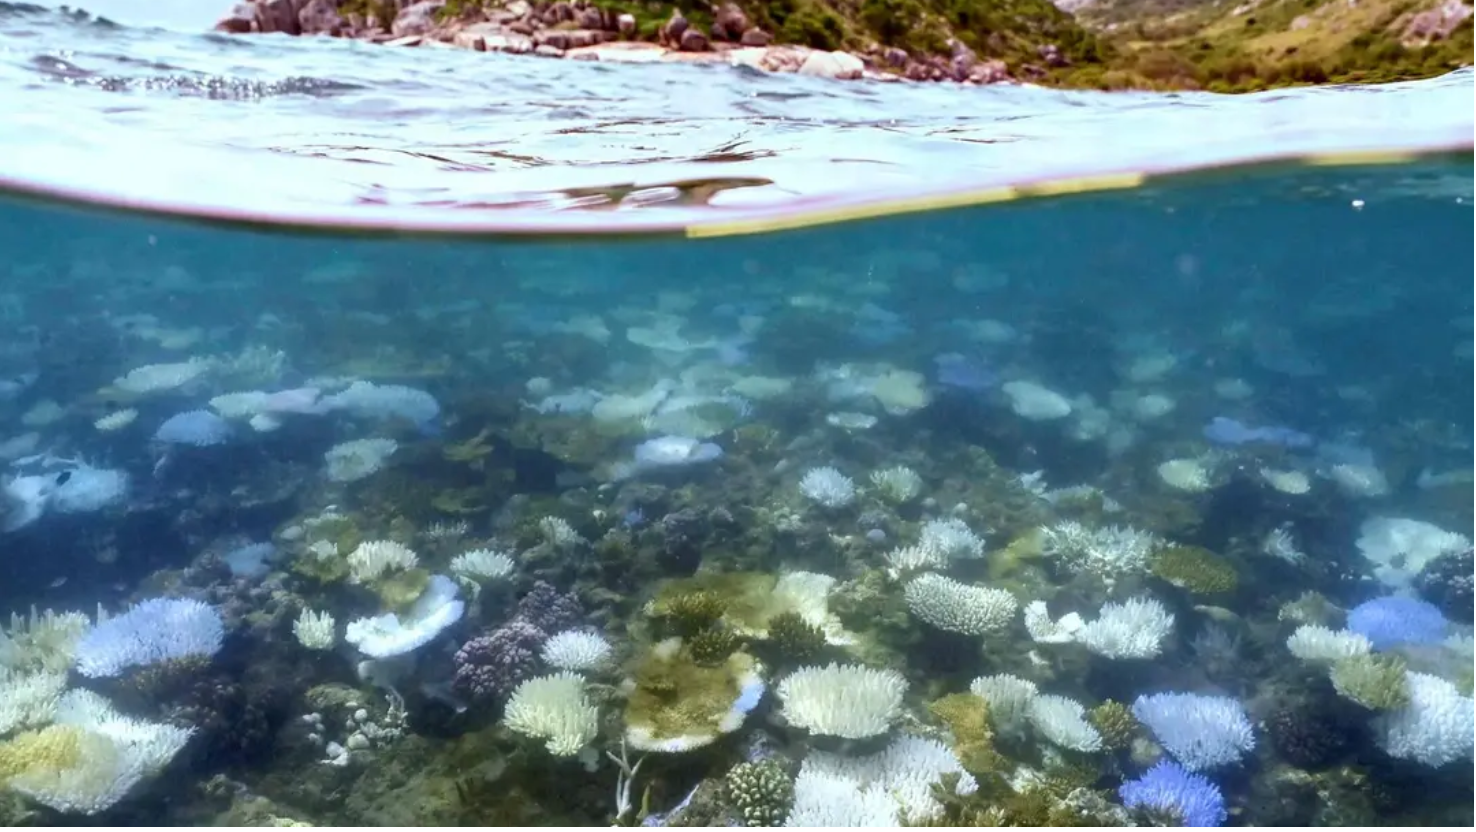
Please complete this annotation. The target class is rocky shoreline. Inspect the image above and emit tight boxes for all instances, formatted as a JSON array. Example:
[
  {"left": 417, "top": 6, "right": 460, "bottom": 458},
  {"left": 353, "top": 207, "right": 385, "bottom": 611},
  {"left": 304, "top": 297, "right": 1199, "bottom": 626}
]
[{"left": 214, "top": 0, "right": 1017, "bottom": 84}]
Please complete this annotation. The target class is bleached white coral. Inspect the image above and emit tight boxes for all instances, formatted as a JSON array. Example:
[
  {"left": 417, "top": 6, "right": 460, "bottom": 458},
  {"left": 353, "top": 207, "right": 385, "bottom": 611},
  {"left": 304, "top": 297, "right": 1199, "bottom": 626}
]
[
  {"left": 346, "top": 540, "right": 418, "bottom": 584},
  {"left": 790, "top": 734, "right": 977, "bottom": 824},
  {"left": 903, "top": 573, "right": 1017, "bottom": 636},
  {"left": 769, "top": 571, "right": 853, "bottom": 646},
  {"left": 450, "top": 548, "right": 515, "bottom": 582},
  {"left": 1357, "top": 517, "right": 1471, "bottom": 591},
  {"left": 777, "top": 663, "right": 906, "bottom": 740},
  {"left": 869, "top": 465, "right": 923, "bottom": 503},
  {"left": 1076, "top": 597, "right": 1174, "bottom": 660},
  {"left": 884, "top": 518, "right": 986, "bottom": 577},
  {"left": 1157, "top": 458, "right": 1211, "bottom": 493},
  {"left": 7, "top": 689, "right": 193, "bottom": 815},
  {"left": 503, "top": 671, "right": 599, "bottom": 757},
  {"left": 1027, "top": 694, "right": 1103, "bottom": 753},
  {"left": 1376, "top": 671, "right": 1474, "bottom": 768},
  {"left": 884, "top": 543, "right": 945, "bottom": 575},
  {"left": 0, "top": 668, "right": 66, "bottom": 735},
  {"left": 968, "top": 674, "right": 1039, "bottom": 730},
  {"left": 538, "top": 516, "right": 585, "bottom": 548},
  {"left": 1002, "top": 380, "right": 1072, "bottom": 420},
  {"left": 1261, "top": 526, "right": 1307, "bottom": 565},
  {"left": 112, "top": 358, "right": 211, "bottom": 395},
  {"left": 541, "top": 631, "right": 613, "bottom": 672},
  {"left": 799, "top": 467, "right": 856, "bottom": 508},
  {"left": 344, "top": 575, "right": 463, "bottom": 659},
  {"left": 1022, "top": 600, "right": 1084, "bottom": 644},
  {"left": 1286, "top": 625, "right": 1371, "bottom": 663},
  {"left": 0, "top": 607, "right": 93, "bottom": 674},
  {"left": 1039, "top": 521, "right": 1160, "bottom": 584},
  {"left": 918, "top": 517, "right": 986, "bottom": 559},
  {"left": 324, "top": 438, "right": 398, "bottom": 483},
  {"left": 784, "top": 769, "right": 898, "bottom": 826},
  {"left": 292, "top": 608, "right": 336, "bottom": 651}
]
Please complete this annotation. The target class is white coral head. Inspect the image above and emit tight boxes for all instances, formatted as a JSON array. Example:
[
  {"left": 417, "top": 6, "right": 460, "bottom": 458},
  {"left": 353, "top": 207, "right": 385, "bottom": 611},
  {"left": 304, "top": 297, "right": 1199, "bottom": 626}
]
[{"left": 777, "top": 663, "right": 906, "bottom": 739}]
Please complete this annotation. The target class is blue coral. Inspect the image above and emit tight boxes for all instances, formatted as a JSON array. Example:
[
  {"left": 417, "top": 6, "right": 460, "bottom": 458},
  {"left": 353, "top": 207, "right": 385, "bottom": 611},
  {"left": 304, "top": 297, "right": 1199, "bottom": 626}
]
[
  {"left": 1120, "top": 761, "right": 1227, "bottom": 826},
  {"left": 1132, "top": 692, "right": 1255, "bottom": 771},
  {"left": 154, "top": 410, "right": 231, "bottom": 446},
  {"left": 1346, "top": 596, "right": 1448, "bottom": 651},
  {"left": 74, "top": 597, "right": 225, "bottom": 678}
]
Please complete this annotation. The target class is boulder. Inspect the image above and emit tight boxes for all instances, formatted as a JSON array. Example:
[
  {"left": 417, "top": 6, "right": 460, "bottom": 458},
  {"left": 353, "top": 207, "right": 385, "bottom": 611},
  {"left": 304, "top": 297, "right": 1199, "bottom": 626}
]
[
  {"left": 298, "top": 0, "right": 347, "bottom": 36},
  {"left": 661, "top": 11, "right": 688, "bottom": 45},
  {"left": 712, "top": 3, "right": 749, "bottom": 41},
  {"left": 679, "top": 28, "right": 709, "bottom": 52},
  {"left": 797, "top": 50, "right": 864, "bottom": 80},
  {"left": 215, "top": 2, "right": 258, "bottom": 33},
  {"left": 391, "top": 1, "right": 442, "bottom": 38},
  {"left": 258, "top": 0, "right": 302, "bottom": 34},
  {"left": 738, "top": 27, "right": 770, "bottom": 47}
]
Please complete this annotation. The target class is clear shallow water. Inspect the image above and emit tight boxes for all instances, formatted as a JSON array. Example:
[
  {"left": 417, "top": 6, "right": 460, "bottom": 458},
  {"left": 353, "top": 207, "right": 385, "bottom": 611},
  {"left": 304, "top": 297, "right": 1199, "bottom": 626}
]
[
  {"left": 0, "top": 3, "right": 1471, "bottom": 227},
  {"left": 0, "top": 2, "right": 1472, "bottom": 828}
]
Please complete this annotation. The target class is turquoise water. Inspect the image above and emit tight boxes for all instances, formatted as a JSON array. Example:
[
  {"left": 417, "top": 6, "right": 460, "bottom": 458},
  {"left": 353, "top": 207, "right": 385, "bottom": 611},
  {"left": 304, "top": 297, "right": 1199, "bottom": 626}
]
[{"left": 0, "top": 2, "right": 1473, "bottom": 827}]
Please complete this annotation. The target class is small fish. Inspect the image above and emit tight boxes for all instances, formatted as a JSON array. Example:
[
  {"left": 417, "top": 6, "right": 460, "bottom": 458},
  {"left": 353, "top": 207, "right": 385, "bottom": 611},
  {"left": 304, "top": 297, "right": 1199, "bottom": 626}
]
[{"left": 48, "top": 576, "right": 67, "bottom": 589}]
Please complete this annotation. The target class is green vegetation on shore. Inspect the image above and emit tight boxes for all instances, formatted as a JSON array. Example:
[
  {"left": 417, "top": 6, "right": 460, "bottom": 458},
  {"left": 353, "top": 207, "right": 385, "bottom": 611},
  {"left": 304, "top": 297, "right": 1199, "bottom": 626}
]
[{"left": 434, "top": 0, "right": 1471, "bottom": 91}]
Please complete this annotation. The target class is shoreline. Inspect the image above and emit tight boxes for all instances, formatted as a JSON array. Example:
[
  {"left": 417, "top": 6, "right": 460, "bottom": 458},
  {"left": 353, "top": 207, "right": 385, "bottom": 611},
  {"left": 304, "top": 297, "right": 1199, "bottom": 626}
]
[{"left": 215, "top": 0, "right": 1017, "bottom": 84}]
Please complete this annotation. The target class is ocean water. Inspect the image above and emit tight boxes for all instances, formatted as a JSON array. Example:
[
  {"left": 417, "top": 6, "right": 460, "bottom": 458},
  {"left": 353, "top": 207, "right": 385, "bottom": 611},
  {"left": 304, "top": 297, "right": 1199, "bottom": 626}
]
[{"left": 0, "top": 2, "right": 1472, "bottom": 827}]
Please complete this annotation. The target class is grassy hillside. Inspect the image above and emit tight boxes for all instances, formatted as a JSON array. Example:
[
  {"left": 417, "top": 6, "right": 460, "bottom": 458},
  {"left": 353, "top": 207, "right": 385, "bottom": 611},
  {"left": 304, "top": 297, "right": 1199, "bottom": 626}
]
[
  {"left": 432, "top": 0, "right": 1470, "bottom": 91},
  {"left": 1065, "top": 0, "right": 1473, "bottom": 90}
]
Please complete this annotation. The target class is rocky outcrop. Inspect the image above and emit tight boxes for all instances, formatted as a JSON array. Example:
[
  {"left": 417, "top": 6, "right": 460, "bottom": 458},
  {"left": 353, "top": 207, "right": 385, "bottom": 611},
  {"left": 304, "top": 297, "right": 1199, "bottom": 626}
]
[{"left": 212, "top": 0, "right": 1021, "bottom": 85}]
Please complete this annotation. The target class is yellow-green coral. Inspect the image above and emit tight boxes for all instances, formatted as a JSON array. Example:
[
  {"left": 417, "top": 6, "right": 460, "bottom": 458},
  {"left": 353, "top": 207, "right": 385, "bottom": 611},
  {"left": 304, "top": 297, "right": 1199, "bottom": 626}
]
[
  {"left": 688, "top": 625, "right": 742, "bottom": 667},
  {"left": 623, "top": 638, "right": 763, "bottom": 752},
  {"left": 765, "top": 611, "right": 826, "bottom": 665},
  {"left": 0, "top": 725, "right": 85, "bottom": 781},
  {"left": 1330, "top": 654, "right": 1410, "bottom": 710},
  {"left": 374, "top": 567, "right": 433, "bottom": 612},
  {"left": 927, "top": 693, "right": 1001, "bottom": 775},
  {"left": 1150, "top": 545, "right": 1238, "bottom": 594},
  {"left": 647, "top": 572, "right": 839, "bottom": 641},
  {"left": 650, "top": 589, "right": 728, "bottom": 636},
  {"left": 1087, "top": 700, "right": 1139, "bottom": 751},
  {"left": 923, "top": 773, "right": 1127, "bottom": 827}
]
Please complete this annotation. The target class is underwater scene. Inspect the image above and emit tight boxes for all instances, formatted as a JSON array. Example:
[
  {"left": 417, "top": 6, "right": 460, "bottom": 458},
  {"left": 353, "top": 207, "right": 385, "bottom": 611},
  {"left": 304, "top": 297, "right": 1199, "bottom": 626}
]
[
  {"left": 0, "top": 3, "right": 1474, "bottom": 828},
  {"left": 0, "top": 151, "right": 1471, "bottom": 827}
]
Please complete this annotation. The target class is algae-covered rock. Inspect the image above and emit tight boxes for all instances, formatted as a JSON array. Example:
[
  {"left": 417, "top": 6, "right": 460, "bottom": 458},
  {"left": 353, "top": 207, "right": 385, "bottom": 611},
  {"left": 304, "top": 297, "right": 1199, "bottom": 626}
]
[
  {"left": 623, "top": 637, "right": 765, "bottom": 752},
  {"left": 646, "top": 570, "right": 851, "bottom": 645}
]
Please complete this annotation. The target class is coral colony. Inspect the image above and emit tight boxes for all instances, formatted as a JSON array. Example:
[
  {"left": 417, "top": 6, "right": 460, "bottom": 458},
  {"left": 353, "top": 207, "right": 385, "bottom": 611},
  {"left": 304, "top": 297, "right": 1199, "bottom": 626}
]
[{"left": 0, "top": 253, "right": 1470, "bottom": 827}]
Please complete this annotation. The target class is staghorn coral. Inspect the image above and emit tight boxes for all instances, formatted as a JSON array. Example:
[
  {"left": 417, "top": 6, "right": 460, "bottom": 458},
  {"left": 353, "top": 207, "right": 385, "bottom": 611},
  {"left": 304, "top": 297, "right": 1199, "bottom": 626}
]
[
  {"left": 764, "top": 611, "right": 826, "bottom": 666},
  {"left": 1087, "top": 700, "right": 1139, "bottom": 752},
  {"left": 502, "top": 672, "right": 598, "bottom": 757},
  {"left": 688, "top": 625, "right": 742, "bottom": 667},
  {"left": 652, "top": 590, "right": 728, "bottom": 637},
  {"left": 1330, "top": 653, "right": 1411, "bottom": 710}
]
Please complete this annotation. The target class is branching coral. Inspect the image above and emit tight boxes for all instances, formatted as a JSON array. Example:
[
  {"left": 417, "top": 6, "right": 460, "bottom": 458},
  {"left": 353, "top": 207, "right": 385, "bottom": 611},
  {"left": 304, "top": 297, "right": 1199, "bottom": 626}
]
[{"left": 1149, "top": 546, "right": 1238, "bottom": 594}]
